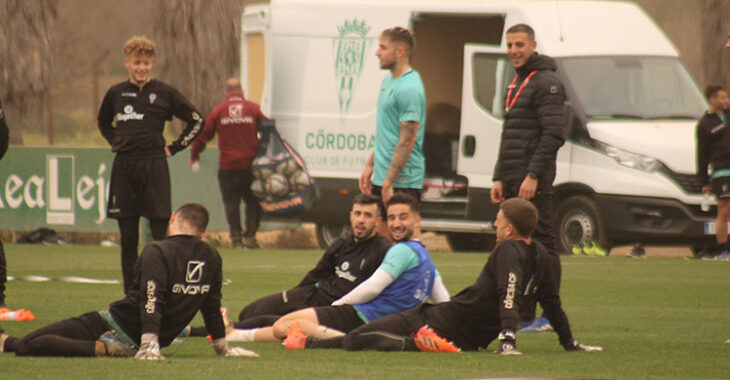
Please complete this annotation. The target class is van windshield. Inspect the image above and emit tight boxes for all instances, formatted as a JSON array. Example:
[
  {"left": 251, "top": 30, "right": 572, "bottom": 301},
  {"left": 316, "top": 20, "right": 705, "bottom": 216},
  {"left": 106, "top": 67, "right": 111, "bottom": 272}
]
[{"left": 559, "top": 57, "right": 706, "bottom": 120}]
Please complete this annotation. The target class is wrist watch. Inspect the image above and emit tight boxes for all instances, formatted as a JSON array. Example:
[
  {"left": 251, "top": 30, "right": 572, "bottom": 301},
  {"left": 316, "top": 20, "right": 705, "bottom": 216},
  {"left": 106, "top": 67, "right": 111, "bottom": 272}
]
[{"left": 527, "top": 172, "right": 538, "bottom": 179}]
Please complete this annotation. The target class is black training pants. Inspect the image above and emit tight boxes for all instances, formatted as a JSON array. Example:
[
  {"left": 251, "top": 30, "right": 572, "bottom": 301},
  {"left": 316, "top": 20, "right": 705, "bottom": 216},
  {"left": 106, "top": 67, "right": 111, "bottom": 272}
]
[
  {"left": 117, "top": 216, "right": 168, "bottom": 294},
  {"left": 218, "top": 169, "right": 261, "bottom": 242},
  {"left": 501, "top": 180, "right": 556, "bottom": 255},
  {"left": 237, "top": 285, "right": 316, "bottom": 322},
  {"left": 3, "top": 312, "right": 108, "bottom": 357}
]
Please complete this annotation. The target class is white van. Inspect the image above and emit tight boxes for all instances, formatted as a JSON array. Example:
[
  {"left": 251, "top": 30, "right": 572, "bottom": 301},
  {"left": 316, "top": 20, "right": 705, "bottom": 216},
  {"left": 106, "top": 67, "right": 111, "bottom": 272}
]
[{"left": 241, "top": 0, "right": 711, "bottom": 253}]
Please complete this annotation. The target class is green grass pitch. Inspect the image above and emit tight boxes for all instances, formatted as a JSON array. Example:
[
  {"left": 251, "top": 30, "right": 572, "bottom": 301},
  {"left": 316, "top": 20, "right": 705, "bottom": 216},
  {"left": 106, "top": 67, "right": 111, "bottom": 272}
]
[{"left": 1, "top": 243, "right": 729, "bottom": 379}]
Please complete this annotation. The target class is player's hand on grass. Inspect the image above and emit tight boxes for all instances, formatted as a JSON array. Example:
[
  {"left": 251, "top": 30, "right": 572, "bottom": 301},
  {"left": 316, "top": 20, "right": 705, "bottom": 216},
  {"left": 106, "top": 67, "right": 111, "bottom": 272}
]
[
  {"left": 135, "top": 333, "right": 165, "bottom": 360},
  {"left": 566, "top": 339, "right": 603, "bottom": 352},
  {"left": 225, "top": 346, "right": 260, "bottom": 357},
  {"left": 495, "top": 329, "right": 522, "bottom": 356},
  {"left": 135, "top": 348, "right": 164, "bottom": 360},
  {"left": 212, "top": 337, "right": 260, "bottom": 358},
  {"left": 496, "top": 341, "right": 522, "bottom": 355}
]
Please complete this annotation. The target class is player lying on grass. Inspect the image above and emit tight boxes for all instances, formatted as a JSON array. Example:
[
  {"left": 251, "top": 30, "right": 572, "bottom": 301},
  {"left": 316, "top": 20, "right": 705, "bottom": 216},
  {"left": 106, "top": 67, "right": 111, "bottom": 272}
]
[
  {"left": 283, "top": 198, "right": 602, "bottom": 355},
  {"left": 267, "top": 192, "right": 449, "bottom": 344},
  {"left": 0, "top": 204, "right": 256, "bottom": 359},
  {"left": 183, "top": 194, "right": 393, "bottom": 342}
]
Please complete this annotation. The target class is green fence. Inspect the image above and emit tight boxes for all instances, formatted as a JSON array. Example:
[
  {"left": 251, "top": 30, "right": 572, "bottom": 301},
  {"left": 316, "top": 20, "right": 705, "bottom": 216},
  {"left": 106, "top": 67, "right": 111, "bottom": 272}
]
[{"left": 0, "top": 146, "right": 233, "bottom": 232}]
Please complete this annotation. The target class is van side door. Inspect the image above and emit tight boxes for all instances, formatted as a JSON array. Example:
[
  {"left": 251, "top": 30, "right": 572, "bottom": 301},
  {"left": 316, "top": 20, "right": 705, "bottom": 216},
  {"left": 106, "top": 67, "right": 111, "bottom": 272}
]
[{"left": 458, "top": 44, "right": 512, "bottom": 190}]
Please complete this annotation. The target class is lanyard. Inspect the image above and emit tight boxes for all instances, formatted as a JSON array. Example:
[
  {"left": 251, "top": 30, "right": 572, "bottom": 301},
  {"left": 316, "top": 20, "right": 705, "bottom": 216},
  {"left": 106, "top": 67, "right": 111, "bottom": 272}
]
[{"left": 505, "top": 70, "right": 538, "bottom": 113}]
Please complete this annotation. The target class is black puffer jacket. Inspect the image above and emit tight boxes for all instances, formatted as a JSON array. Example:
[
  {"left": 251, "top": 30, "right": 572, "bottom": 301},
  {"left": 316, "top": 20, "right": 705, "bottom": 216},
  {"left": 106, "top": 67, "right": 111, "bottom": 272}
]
[
  {"left": 493, "top": 53, "right": 566, "bottom": 185},
  {"left": 696, "top": 110, "right": 730, "bottom": 186}
]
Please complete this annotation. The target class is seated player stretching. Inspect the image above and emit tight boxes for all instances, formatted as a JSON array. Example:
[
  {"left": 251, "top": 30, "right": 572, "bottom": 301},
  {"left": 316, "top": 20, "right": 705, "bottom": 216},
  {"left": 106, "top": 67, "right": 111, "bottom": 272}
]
[
  {"left": 185, "top": 194, "right": 392, "bottom": 342},
  {"left": 273, "top": 192, "right": 450, "bottom": 344},
  {"left": 0, "top": 204, "right": 256, "bottom": 359},
  {"left": 284, "top": 198, "right": 601, "bottom": 355}
]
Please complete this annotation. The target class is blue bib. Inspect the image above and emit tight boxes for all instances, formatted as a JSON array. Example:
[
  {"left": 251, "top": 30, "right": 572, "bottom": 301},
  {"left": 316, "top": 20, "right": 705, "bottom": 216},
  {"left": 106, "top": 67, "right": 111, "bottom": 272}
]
[{"left": 354, "top": 241, "right": 435, "bottom": 322}]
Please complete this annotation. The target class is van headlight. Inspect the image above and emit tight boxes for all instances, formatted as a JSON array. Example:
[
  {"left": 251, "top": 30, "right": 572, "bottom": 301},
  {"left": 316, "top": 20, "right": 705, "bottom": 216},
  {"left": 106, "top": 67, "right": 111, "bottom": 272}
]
[{"left": 597, "top": 142, "right": 660, "bottom": 173}]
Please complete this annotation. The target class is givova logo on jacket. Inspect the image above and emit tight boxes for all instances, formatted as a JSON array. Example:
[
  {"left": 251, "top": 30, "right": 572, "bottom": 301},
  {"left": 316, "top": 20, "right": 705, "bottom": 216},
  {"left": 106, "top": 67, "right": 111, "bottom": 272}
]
[{"left": 173, "top": 261, "right": 210, "bottom": 295}]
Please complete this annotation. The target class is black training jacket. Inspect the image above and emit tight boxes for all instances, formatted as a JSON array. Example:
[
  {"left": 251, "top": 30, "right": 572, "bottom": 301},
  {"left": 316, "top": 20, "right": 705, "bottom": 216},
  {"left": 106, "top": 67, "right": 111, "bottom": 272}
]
[
  {"left": 696, "top": 110, "right": 730, "bottom": 185},
  {"left": 493, "top": 53, "right": 566, "bottom": 184},
  {"left": 109, "top": 235, "right": 225, "bottom": 347},
  {"left": 426, "top": 239, "right": 573, "bottom": 350},
  {"left": 296, "top": 234, "right": 391, "bottom": 304},
  {"left": 97, "top": 79, "right": 203, "bottom": 159}
]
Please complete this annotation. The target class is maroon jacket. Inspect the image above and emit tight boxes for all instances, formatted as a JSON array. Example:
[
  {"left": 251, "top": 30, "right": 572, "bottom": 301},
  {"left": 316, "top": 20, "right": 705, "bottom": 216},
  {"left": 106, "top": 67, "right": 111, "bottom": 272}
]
[{"left": 191, "top": 91, "right": 267, "bottom": 170}]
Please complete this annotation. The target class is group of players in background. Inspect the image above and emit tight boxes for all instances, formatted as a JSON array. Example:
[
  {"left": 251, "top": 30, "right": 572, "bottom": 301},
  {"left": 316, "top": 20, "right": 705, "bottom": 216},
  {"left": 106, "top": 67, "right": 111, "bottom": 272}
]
[{"left": 9, "top": 23, "right": 730, "bottom": 360}]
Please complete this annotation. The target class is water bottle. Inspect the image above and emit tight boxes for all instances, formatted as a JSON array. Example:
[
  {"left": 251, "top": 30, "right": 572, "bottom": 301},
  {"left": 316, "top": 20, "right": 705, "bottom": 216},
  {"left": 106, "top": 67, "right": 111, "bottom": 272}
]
[{"left": 701, "top": 193, "right": 711, "bottom": 212}]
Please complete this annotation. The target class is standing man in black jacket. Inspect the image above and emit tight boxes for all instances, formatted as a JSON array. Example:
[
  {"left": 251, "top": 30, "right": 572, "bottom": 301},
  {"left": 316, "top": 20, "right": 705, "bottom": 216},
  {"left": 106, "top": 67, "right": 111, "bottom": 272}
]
[
  {"left": 0, "top": 98, "right": 9, "bottom": 307},
  {"left": 98, "top": 36, "right": 204, "bottom": 293},
  {"left": 489, "top": 24, "right": 566, "bottom": 332},
  {"left": 696, "top": 85, "right": 730, "bottom": 260},
  {"left": 285, "top": 198, "right": 600, "bottom": 355},
  {"left": 0, "top": 203, "right": 257, "bottom": 359}
]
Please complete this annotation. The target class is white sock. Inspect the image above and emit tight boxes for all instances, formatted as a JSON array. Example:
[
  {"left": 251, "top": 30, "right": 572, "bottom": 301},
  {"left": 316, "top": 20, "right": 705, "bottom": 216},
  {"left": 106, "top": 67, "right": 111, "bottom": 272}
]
[
  {"left": 226, "top": 328, "right": 258, "bottom": 342},
  {"left": 0, "top": 334, "right": 7, "bottom": 353}
]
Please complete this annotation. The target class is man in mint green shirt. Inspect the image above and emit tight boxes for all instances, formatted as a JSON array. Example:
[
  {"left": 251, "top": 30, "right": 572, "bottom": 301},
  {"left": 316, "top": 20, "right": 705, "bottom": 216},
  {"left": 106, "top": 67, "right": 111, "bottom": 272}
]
[{"left": 359, "top": 26, "right": 426, "bottom": 216}]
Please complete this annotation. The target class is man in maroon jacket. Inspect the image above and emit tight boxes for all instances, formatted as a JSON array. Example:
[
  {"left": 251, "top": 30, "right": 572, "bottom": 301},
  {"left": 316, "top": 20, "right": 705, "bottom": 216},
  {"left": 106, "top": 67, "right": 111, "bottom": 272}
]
[{"left": 190, "top": 78, "right": 268, "bottom": 249}]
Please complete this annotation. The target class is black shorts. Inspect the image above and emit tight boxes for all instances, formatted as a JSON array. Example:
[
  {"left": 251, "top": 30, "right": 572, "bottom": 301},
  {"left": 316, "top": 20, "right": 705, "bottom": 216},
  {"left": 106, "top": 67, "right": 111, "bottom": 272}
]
[
  {"left": 712, "top": 177, "right": 730, "bottom": 199},
  {"left": 107, "top": 157, "right": 171, "bottom": 219},
  {"left": 314, "top": 305, "right": 365, "bottom": 334},
  {"left": 238, "top": 286, "right": 317, "bottom": 321}
]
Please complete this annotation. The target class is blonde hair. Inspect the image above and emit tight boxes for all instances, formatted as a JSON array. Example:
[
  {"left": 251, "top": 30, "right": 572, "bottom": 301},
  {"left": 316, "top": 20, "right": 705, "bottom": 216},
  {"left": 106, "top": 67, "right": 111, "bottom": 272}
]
[
  {"left": 381, "top": 26, "right": 415, "bottom": 54},
  {"left": 123, "top": 36, "right": 156, "bottom": 57}
]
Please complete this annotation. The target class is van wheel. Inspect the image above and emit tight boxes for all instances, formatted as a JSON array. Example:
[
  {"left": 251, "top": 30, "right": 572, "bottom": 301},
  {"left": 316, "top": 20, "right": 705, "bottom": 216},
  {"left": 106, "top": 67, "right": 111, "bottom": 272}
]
[
  {"left": 445, "top": 232, "right": 496, "bottom": 252},
  {"left": 315, "top": 223, "right": 351, "bottom": 249},
  {"left": 554, "top": 195, "right": 612, "bottom": 254}
]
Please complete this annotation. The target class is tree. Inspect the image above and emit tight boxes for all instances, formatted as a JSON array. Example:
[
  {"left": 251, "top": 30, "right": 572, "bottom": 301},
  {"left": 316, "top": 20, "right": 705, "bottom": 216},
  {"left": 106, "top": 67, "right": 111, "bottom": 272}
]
[
  {"left": 0, "top": 0, "right": 58, "bottom": 144},
  {"left": 152, "top": 0, "right": 246, "bottom": 130},
  {"left": 702, "top": 0, "right": 730, "bottom": 89}
]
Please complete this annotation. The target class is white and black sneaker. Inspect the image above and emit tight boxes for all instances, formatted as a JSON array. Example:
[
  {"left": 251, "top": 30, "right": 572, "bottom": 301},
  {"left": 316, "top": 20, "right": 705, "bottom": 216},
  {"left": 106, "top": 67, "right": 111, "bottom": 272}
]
[
  {"left": 99, "top": 331, "right": 136, "bottom": 357},
  {"left": 627, "top": 243, "right": 646, "bottom": 259}
]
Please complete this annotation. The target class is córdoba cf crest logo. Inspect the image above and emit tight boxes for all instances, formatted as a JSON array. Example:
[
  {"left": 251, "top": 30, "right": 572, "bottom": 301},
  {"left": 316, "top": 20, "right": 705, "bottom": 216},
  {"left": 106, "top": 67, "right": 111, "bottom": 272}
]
[{"left": 333, "top": 19, "right": 372, "bottom": 117}]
